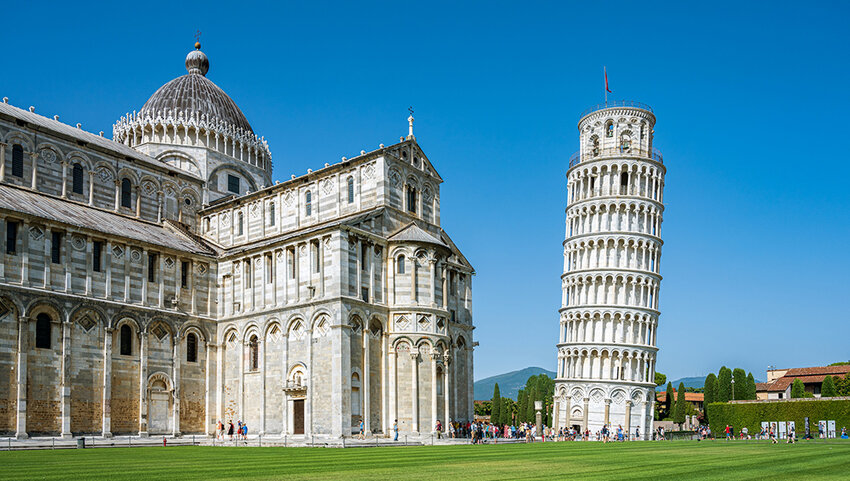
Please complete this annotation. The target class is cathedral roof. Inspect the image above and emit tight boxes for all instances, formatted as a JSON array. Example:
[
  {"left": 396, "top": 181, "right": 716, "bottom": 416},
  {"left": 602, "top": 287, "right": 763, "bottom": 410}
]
[
  {"left": 388, "top": 223, "right": 448, "bottom": 248},
  {"left": 0, "top": 183, "right": 216, "bottom": 256},
  {"left": 139, "top": 43, "right": 253, "bottom": 133}
]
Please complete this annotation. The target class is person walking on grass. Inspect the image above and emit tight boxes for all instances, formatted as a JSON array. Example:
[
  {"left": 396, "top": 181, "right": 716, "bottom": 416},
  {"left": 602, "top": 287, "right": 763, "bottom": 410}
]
[
  {"left": 358, "top": 420, "right": 364, "bottom": 439},
  {"left": 393, "top": 420, "right": 399, "bottom": 441}
]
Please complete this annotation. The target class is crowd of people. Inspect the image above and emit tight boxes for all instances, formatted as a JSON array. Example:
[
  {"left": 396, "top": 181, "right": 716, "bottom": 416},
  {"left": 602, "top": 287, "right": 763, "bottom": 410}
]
[{"left": 215, "top": 420, "right": 249, "bottom": 442}]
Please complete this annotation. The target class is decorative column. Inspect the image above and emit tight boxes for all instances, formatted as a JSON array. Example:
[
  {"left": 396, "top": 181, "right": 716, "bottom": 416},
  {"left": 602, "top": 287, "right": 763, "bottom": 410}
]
[
  {"left": 604, "top": 399, "right": 611, "bottom": 427},
  {"left": 43, "top": 227, "right": 52, "bottom": 289},
  {"left": 430, "top": 352, "right": 438, "bottom": 433},
  {"left": 102, "top": 327, "right": 113, "bottom": 437},
  {"left": 113, "top": 179, "right": 121, "bottom": 211},
  {"left": 172, "top": 333, "right": 181, "bottom": 437},
  {"left": 138, "top": 328, "right": 149, "bottom": 436},
  {"left": 59, "top": 317, "right": 72, "bottom": 438},
  {"left": 135, "top": 186, "right": 142, "bottom": 218},
  {"left": 363, "top": 330, "right": 371, "bottom": 434},
  {"left": 443, "top": 355, "right": 451, "bottom": 428},
  {"left": 624, "top": 401, "right": 632, "bottom": 439},
  {"left": 429, "top": 258, "right": 437, "bottom": 306},
  {"left": 564, "top": 396, "right": 572, "bottom": 428},
  {"left": 641, "top": 401, "right": 649, "bottom": 440},
  {"left": 15, "top": 316, "right": 28, "bottom": 439},
  {"left": 582, "top": 397, "right": 589, "bottom": 432},
  {"left": 389, "top": 347, "right": 397, "bottom": 433},
  {"left": 60, "top": 160, "right": 68, "bottom": 198},
  {"left": 30, "top": 152, "right": 38, "bottom": 190},
  {"left": 553, "top": 398, "right": 560, "bottom": 429},
  {"left": 411, "top": 350, "right": 419, "bottom": 434},
  {"left": 88, "top": 171, "right": 95, "bottom": 206},
  {"left": 0, "top": 142, "right": 6, "bottom": 181}
]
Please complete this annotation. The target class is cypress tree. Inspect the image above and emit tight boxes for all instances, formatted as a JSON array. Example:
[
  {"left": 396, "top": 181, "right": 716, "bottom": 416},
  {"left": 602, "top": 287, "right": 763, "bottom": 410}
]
[
  {"left": 732, "top": 368, "right": 747, "bottom": 400},
  {"left": 517, "top": 390, "right": 526, "bottom": 423},
  {"left": 704, "top": 374, "right": 717, "bottom": 421},
  {"left": 501, "top": 397, "right": 512, "bottom": 426},
  {"left": 491, "top": 383, "right": 501, "bottom": 424},
  {"left": 822, "top": 375, "right": 837, "bottom": 397},
  {"left": 746, "top": 372, "right": 757, "bottom": 400},
  {"left": 526, "top": 387, "right": 537, "bottom": 422},
  {"left": 718, "top": 367, "right": 732, "bottom": 402},
  {"left": 791, "top": 379, "right": 805, "bottom": 398},
  {"left": 664, "top": 382, "right": 674, "bottom": 418},
  {"left": 674, "top": 382, "right": 687, "bottom": 427}
]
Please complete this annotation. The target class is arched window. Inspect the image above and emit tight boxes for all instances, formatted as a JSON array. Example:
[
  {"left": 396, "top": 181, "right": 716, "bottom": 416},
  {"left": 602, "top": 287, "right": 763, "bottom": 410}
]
[
  {"left": 120, "top": 324, "right": 132, "bottom": 355},
  {"left": 249, "top": 335, "right": 259, "bottom": 371},
  {"left": 605, "top": 121, "right": 614, "bottom": 138},
  {"left": 269, "top": 202, "right": 276, "bottom": 226},
  {"left": 121, "top": 178, "right": 132, "bottom": 208},
  {"left": 406, "top": 185, "right": 417, "bottom": 214},
  {"left": 620, "top": 172, "right": 629, "bottom": 190},
  {"left": 186, "top": 333, "right": 198, "bottom": 363},
  {"left": 237, "top": 212, "right": 244, "bottom": 236},
  {"left": 397, "top": 255, "right": 405, "bottom": 274},
  {"left": 347, "top": 177, "right": 354, "bottom": 204},
  {"left": 35, "top": 313, "right": 51, "bottom": 349},
  {"left": 620, "top": 135, "right": 631, "bottom": 151},
  {"left": 72, "top": 164, "right": 84, "bottom": 194},
  {"left": 11, "top": 144, "right": 24, "bottom": 178},
  {"left": 305, "top": 190, "right": 312, "bottom": 216}
]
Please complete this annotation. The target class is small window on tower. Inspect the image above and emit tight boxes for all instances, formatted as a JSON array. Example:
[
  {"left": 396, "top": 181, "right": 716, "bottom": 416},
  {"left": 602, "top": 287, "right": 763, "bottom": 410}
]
[
  {"left": 606, "top": 121, "right": 614, "bottom": 138},
  {"left": 305, "top": 191, "right": 312, "bottom": 216},
  {"left": 72, "top": 164, "right": 84, "bottom": 194},
  {"left": 621, "top": 172, "right": 629, "bottom": 189},
  {"left": 227, "top": 174, "right": 240, "bottom": 194},
  {"left": 269, "top": 202, "right": 276, "bottom": 226}
]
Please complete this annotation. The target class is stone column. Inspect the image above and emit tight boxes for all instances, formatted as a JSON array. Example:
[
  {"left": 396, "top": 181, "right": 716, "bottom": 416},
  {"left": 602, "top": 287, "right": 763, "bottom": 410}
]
[
  {"left": 553, "top": 399, "right": 560, "bottom": 429},
  {"left": 30, "top": 152, "right": 38, "bottom": 190},
  {"left": 363, "top": 330, "right": 371, "bottom": 434},
  {"left": 172, "top": 333, "right": 181, "bottom": 437},
  {"left": 238, "top": 335, "right": 245, "bottom": 421},
  {"left": 259, "top": 338, "right": 266, "bottom": 435},
  {"left": 411, "top": 351, "right": 419, "bottom": 434},
  {"left": 443, "top": 355, "right": 451, "bottom": 428},
  {"left": 135, "top": 186, "right": 142, "bottom": 218},
  {"left": 59, "top": 317, "right": 72, "bottom": 438},
  {"left": 0, "top": 142, "right": 6, "bottom": 181},
  {"left": 564, "top": 396, "right": 572, "bottom": 428},
  {"left": 604, "top": 399, "right": 611, "bottom": 427},
  {"left": 641, "top": 401, "right": 649, "bottom": 440},
  {"left": 15, "top": 316, "right": 28, "bottom": 439},
  {"left": 88, "top": 171, "right": 95, "bottom": 206},
  {"left": 381, "top": 333, "right": 387, "bottom": 434},
  {"left": 467, "top": 347, "right": 474, "bottom": 422},
  {"left": 624, "top": 401, "right": 632, "bottom": 440},
  {"left": 21, "top": 221, "right": 29, "bottom": 287},
  {"left": 104, "top": 240, "right": 112, "bottom": 298},
  {"left": 582, "top": 397, "right": 589, "bottom": 432},
  {"left": 138, "top": 328, "right": 149, "bottom": 436},
  {"left": 429, "top": 258, "right": 437, "bottom": 306},
  {"left": 0, "top": 214, "right": 5, "bottom": 281},
  {"left": 60, "top": 160, "right": 68, "bottom": 198},
  {"left": 369, "top": 244, "right": 375, "bottom": 302},
  {"left": 430, "top": 353, "right": 438, "bottom": 432},
  {"left": 204, "top": 342, "right": 213, "bottom": 436},
  {"left": 389, "top": 347, "right": 397, "bottom": 433},
  {"left": 113, "top": 179, "right": 121, "bottom": 211},
  {"left": 43, "top": 227, "right": 52, "bottom": 289},
  {"left": 102, "top": 327, "right": 113, "bottom": 437},
  {"left": 216, "top": 340, "right": 225, "bottom": 428}
]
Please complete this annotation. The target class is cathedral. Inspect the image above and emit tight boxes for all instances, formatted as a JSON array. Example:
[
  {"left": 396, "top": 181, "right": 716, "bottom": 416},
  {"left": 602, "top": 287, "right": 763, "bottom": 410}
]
[{"left": 0, "top": 43, "right": 475, "bottom": 439}]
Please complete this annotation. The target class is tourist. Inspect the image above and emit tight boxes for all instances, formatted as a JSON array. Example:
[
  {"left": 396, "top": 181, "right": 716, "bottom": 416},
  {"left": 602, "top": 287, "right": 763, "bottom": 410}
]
[
  {"left": 216, "top": 420, "right": 223, "bottom": 440},
  {"left": 787, "top": 426, "right": 796, "bottom": 444},
  {"left": 436, "top": 420, "right": 442, "bottom": 439},
  {"left": 242, "top": 423, "right": 248, "bottom": 441},
  {"left": 617, "top": 425, "right": 624, "bottom": 442},
  {"left": 840, "top": 427, "right": 847, "bottom": 439},
  {"left": 359, "top": 420, "right": 364, "bottom": 439},
  {"left": 393, "top": 420, "right": 398, "bottom": 441},
  {"left": 725, "top": 425, "right": 731, "bottom": 441},
  {"left": 227, "top": 420, "right": 234, "bottom": 440},
  {"left": 635, "top": 426, "right": 640, "bottom": 441}
]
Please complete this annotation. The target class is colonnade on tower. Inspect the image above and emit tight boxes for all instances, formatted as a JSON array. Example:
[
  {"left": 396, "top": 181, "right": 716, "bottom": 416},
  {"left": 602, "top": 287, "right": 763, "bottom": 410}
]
[{"left": 553, "top": 101, "right": 665, "bottom": 439}]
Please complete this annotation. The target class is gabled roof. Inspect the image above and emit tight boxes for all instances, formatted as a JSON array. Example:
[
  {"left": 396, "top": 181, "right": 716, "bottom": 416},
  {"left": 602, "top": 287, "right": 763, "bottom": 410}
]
[
  {"left": 0, "top": 183, "right": 215, "bottom": 256},
  {"left": 656, "top": 390, "right": 704, "bottom": 402},
  {"left": 755, "top": 365, "right": 850, "bottom": 392},
  {"left": 388, "top": 222, "right": 448, "bottom": 248}
]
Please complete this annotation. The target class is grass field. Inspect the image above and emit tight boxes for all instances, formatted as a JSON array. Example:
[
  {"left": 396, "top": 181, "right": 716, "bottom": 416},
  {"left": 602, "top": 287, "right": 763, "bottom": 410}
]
[{"left": 2, "top": 440, "right": 849, "bottom": 480}]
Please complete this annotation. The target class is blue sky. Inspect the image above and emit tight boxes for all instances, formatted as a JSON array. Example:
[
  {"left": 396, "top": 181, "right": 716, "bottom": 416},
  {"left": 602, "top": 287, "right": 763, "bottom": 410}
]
[{"left": 2, "top": 1, "right": 849, "bottom": 382}]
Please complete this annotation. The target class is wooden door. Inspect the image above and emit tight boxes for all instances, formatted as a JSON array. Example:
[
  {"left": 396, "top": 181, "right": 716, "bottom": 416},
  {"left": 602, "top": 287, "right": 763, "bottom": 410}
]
[{"left": 293, "top": 399, "right": 305, "bottom": 435}]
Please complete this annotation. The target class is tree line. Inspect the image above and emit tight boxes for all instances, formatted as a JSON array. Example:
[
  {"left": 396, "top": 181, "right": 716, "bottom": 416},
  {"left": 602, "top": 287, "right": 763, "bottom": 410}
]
[{"left": 476, "top": 374, "right": 556, "bottom": 426}]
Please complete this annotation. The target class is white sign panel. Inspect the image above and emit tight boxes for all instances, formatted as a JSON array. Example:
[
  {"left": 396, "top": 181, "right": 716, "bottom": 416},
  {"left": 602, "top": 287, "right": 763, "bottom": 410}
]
[
  {"left": 828, "top": 420, "right": 836, "bottom": 439},
  {"left": 778, "top": 421, "right": 787, "bottom": 439}
]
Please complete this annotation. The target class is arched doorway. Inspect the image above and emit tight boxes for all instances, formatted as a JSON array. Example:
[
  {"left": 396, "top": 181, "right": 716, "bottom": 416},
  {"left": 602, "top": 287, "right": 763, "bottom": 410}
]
[{"left": 147, "top": 372, "right": 173, "bottom": 434}]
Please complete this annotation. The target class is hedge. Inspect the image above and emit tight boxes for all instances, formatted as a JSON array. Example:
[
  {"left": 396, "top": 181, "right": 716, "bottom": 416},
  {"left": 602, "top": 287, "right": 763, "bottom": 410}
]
[{"left": 707, "top": 398, "right": 850, "bottom": 436}]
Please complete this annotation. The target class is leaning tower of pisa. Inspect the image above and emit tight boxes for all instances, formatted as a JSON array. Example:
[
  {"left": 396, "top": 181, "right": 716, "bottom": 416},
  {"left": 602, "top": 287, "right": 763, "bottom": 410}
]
[{"left": 552, "top": 100, "right": 665, "bottom": 440}]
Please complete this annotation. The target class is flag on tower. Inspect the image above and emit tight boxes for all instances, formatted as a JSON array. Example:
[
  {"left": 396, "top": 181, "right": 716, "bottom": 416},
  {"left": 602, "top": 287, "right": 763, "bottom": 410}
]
[{"left": 605, "top": 67, "right": 612, "bottom": 93}]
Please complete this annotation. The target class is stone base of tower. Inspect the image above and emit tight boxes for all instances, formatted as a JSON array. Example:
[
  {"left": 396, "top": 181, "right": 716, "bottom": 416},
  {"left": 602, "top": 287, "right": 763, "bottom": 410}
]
[{"left": 553, "top": 381, "right": 655, "bottom": 440}]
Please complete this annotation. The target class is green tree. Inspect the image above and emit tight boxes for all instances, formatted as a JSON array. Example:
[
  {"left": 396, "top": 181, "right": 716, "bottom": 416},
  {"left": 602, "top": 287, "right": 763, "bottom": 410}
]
[
  {"left": 821, "top": 375, "right": 837, "bottom": 397},
  {"left": 703, "top": 373, "right": 717, "bottom": 421},
  {"left": 718, "top": 367, "right": 732, "bottom": 402},
  {"left": 746, "top": 372, "right": 757, "bottom": 400},
  {"left": 526, "top": 386, "right": 537, "bottom": 422},
  {"left": 828, "top": 361, "right": 850, "bottom": 366},
  {"left": 517, "top": 390, "right": 527, "bottom": 423},
  {"left": 491, "top": 384, "right": 501, "bottom": 424},
  {"left": 732, "top": 368, "right": 747, "bottom": 400},
  {"left": 501, "top": 397, "right": 513, "bottom": 425},
  {"left": 791, "top": 379, "right": 806, "bottom": 398},
  {"left": 674, "top": 382, "right": 687, "bottom": 427},
  {"left": 664, "top": 382, "right": 674, "bottom": 419},
  {"left": 835, "top": 373, "right": 850, "bottom": 396},
  {"left": 655, "top": 372, "right": 667, "bottom": 386}
]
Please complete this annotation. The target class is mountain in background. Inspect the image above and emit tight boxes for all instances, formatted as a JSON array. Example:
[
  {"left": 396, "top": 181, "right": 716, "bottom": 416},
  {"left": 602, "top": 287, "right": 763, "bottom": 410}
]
[
  {"left": 474, "top": 367, "right": 556, "bottom": 401},
  {"left": 667, "top": 376, "right": 707, "bottom": 389}
]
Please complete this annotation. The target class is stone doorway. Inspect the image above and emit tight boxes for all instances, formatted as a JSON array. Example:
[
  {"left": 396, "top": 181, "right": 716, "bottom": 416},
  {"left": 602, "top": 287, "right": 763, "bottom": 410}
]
[
  {"left": 292, "top": 400, "right": 305, "bottom": 435},
  {"left": 147, "top": 372, "right": 173, "bottom": 435}
]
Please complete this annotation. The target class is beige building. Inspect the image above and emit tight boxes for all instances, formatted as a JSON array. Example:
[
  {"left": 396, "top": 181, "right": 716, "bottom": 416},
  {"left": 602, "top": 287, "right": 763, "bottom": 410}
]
[{"left": 0, "top": 44, "right": 475, "bottom": 439}]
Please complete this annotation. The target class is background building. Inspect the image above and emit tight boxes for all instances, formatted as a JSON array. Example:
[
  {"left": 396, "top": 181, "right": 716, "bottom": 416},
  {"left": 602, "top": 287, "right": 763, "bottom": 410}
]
[
  {"left": 757, "top": 365, "right": 850, "bottom": 400},
  {"left": 0, "top": 43, "right": 475, "bottom": 439},
  {"left": 553, "top": 100, "right": 665, "bottom": 439}
]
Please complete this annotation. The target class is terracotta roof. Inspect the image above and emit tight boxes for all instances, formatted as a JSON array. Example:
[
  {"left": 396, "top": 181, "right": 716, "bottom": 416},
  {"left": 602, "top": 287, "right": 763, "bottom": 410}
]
[
  {"left": 656, "top": 390, "right": 704, "bottom": 402},
  {"left": 756, "top": 365, "right": 849, "bottom": 392}
]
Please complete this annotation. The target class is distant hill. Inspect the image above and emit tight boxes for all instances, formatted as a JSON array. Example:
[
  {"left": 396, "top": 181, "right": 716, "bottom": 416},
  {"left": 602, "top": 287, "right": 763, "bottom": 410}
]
[
  {"left": 474, "top": 367, "right": 556, "bottom": 401},
  {"left": 668, "top": 376, "right": 707, "bottom": 389}
]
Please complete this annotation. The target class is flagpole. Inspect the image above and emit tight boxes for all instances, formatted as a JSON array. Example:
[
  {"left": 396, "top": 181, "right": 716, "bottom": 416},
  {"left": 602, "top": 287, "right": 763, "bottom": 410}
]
[{"left": 604, "top": 66, "right": 608, "bottom": 105}]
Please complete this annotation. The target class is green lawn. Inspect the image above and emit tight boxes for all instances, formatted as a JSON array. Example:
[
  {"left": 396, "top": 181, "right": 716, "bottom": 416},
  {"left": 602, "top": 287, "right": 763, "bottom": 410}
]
[{"left": 2, "top": 440, "right": 849, "bottom": 480}]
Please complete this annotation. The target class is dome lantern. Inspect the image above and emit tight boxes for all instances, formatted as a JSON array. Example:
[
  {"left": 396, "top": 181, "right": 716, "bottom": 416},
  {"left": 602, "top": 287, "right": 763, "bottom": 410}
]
[{"left": 185, "top": 43, "right": 209, "bottom": 76}]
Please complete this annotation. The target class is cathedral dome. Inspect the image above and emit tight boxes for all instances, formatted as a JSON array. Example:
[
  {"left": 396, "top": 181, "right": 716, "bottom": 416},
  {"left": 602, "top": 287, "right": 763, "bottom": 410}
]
[{"left": 139, "top": 43, "right": 253, "bottom": 133}]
